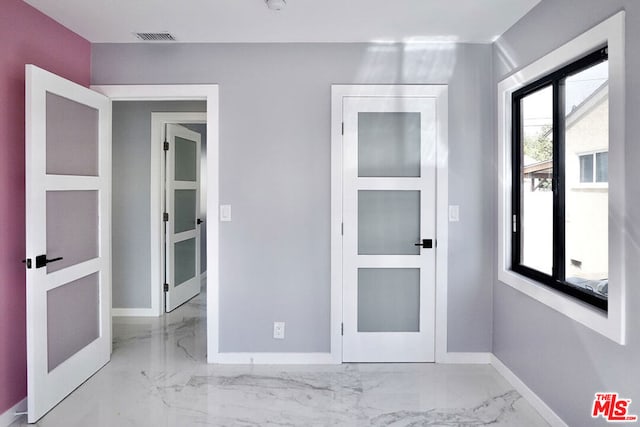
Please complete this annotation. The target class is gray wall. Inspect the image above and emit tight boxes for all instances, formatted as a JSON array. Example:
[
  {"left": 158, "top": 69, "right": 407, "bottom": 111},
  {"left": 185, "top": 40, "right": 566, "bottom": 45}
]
[
  {"left": 493, "top": 1, "right": 640, "bottom": 426},
  {"left": 95, "top": 43, "right": 494, "bottom": 352},
  {"left": 112, "top": 101, "right": 206, "bottom": 308}
]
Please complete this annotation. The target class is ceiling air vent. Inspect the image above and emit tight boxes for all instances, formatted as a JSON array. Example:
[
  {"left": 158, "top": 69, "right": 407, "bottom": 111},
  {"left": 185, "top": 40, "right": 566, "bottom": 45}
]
[{"left": 135, "top": 32, "right": 176, "bottom": 42}]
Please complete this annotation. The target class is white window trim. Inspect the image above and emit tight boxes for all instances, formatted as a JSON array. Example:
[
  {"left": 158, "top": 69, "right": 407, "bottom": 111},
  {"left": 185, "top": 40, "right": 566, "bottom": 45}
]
[{"left": 497, "top": 11, "right": 626, "bottom": 344}]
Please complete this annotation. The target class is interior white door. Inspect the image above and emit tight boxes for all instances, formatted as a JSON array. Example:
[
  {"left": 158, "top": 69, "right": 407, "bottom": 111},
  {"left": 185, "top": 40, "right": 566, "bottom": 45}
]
[
  {"left": 342, "top": 96, "right": 437, "bottom": 362},
  {"left": 164, "top": 124, "right": 201, "bottom": 312},
  {"left": 25, "top": 65, "right": 111, "bottom": 422}
]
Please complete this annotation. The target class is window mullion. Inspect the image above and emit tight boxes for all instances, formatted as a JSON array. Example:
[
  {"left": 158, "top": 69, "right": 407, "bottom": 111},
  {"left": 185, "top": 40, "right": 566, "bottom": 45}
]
[{"left": 553, "top": 80, "right": 566, "bottom": 282}]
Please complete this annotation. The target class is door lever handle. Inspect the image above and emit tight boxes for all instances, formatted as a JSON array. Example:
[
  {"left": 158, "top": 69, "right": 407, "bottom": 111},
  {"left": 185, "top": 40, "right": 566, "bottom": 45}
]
[
  {"left": 414, "top": 239, "right": 434, "bottom": 249},
  {"left": 196, "top": 218, "right": 204, "bottom": 225},
  {"left": 35, "top": 255, "right": 63, "bottom": 269}
]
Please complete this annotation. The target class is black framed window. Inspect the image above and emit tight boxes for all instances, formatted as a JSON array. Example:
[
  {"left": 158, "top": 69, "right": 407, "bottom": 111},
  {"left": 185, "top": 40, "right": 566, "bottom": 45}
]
[{"left": 512, "top": 47, "right": 609, "bottom": 311}]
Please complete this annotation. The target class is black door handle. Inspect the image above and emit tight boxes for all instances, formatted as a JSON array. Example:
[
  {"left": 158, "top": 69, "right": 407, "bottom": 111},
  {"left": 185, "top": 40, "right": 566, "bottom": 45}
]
[
  {"left": 196, "top": 218, "right": 204, "bottom": 225},
  {"left": 35, "top": 255, "right": 63, "bottom": 269},
  {"left": 414, "top": 239, "right": 433, "bottom": 249}
]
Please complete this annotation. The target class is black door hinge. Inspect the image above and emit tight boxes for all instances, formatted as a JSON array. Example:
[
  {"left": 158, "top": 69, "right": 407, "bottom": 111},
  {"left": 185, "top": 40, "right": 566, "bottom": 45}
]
[
  {"left": 164, "top": 283, "right": 169, "bottom": 292},
  {"left": 21, "top": 258, "right": 32, "bottom": 269},
  {"left": 341, "top": 323, "right": 344, "bottom": 336},
  {"left": 341, "top": 122, "right": 344, "bottom": 135},
  {"left": 163, "top": 141, "right": 169, "bottom": 151},
  {"left": 163, "top": 212, "right": 169, "bottom": 222}
]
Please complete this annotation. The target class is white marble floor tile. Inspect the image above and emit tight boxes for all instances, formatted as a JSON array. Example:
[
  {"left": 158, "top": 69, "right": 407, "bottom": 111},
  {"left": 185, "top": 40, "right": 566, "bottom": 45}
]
[{"left": 12, "top": 290, "right": 550, "bottom": 426}]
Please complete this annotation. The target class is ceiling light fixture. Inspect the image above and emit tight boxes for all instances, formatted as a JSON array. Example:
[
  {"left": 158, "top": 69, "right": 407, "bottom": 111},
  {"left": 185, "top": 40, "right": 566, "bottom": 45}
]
[{"left": 265, "top": 0, "right": 286, "bottom": 11}]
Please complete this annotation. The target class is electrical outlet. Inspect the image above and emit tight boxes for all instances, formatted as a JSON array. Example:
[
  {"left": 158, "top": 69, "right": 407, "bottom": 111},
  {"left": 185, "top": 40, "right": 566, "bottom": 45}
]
[{"left": 273, "top": 321, "right": 285, "bottom": 339}]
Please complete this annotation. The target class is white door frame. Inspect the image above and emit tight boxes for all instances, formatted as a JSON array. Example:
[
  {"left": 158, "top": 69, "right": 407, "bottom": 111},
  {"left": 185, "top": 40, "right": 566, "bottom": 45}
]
[
  {"left": 91, "top": 85, "right": 220, "bottom": 363},
  {"left": 330, "top": 85, "right": 449, "bottom": 363}
]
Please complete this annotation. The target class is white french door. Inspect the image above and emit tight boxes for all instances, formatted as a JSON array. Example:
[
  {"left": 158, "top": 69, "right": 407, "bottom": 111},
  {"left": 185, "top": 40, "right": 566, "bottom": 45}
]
[
  {"left": 342, "top": 96, "right": 437, "bottom": 362},
  {"left": 164, "top": 124, "right": 202, "bottom": 312},
  {"left": 25, "top": 65, "right": 111, "bottom": 422}
]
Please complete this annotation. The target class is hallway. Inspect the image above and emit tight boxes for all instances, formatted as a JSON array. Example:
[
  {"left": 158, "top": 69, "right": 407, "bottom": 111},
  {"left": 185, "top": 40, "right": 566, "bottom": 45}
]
[{"left": 11, "top": 288, "right": 549, "bottom": 426}]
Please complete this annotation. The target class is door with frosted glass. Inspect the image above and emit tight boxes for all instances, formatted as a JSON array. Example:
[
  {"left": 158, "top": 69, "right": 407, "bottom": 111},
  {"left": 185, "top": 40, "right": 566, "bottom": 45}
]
[
  {"left": 25, "top": 65, "right": 111, "bottom": 422},
  {"left": 164, "top": 124, "right": 201, "bottom": 312},
  {"left": 342, "top": 97, "right": 437, "bottom": 362}
]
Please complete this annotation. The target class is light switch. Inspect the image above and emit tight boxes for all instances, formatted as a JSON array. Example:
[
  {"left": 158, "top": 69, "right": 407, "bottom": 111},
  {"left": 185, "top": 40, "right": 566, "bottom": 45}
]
[
  {"left": 449, "top": 205, "right": 460, "bottom": 222},
  {"left": 220, "top": 205, "right": 232, "bottom": 222}
]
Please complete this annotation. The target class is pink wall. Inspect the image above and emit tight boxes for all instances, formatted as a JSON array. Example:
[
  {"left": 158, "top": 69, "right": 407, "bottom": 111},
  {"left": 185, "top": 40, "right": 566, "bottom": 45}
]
[{"left": 0, "top": 0, "right": 90, "bottom": 414}]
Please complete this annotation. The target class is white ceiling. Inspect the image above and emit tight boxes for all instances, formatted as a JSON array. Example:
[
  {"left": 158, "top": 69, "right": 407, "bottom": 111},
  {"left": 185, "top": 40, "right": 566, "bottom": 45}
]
[{"left": 23, "top": 0, "right": 541, "bottom": 44}]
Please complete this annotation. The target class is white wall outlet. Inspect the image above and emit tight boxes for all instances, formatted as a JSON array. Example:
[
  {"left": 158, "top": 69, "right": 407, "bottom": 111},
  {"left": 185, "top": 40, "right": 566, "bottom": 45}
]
[
  {"left": 449, "top": 205, "right": 460, "bottom": 222},
  {"left": 273, "top": 321, "right": 285, "bottom": 339},
  {"left": 220, "top": 204, "right": 232, "bottom": 222}
]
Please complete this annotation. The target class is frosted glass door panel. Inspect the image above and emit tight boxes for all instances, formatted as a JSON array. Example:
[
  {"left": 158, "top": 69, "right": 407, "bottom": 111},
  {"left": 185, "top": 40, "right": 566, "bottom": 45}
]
[
  {"left": 46, "top": 92, "right": 99, "bottom": 176},
  {"left": 358, "top": 268, "right": 420, "bottom": 332},
  {"left": 175, "top": 136, "right": 197, "bottom": 181},
  {"left": 47, "top": 273, "right": 99, "bottom": 372},
  {"left": 174, "top": 190, "right": 196, "bottom": 233},
  {"left": 174, "top": 238, "right": 196, "bottom": 287},
  {"left": 46, "top": 191, "right": 99, "bottom": 273},
  {"left": 358, "top": 190, "right": 420, "bottom": 255},
  {"left": 358, "top": 112, "right": 421, "bottom": 177}
]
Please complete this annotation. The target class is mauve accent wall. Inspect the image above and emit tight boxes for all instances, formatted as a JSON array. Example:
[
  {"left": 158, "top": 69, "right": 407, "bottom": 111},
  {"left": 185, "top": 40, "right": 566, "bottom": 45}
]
[{"left": 0, "top": 0, "right": 90, "bottom": 415}]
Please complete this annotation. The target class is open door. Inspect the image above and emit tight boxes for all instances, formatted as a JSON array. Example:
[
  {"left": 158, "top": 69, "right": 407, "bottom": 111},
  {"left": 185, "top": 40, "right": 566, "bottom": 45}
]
[
  {"left": 25, "top": 65, "right": 111, "bottom": 423},
  {"left": 164, "top": 124, "right": 201, "bottom": 312}
]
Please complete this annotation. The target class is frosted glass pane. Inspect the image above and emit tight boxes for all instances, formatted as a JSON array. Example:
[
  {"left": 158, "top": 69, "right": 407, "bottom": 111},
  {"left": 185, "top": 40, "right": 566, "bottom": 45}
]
[
  {"left": 358, "top": 190, "right": 420, "bottom": 255},
  {"left": 175, "top": 136, "right": 197, "bottom": 182},
  {"left": 175, "top": 190, "right": 196, "bottom": 233},
  {"left": 358, "top": 112, "right": 421, "bottom": 177},
  {"left": 175, "top": 238, "right": 196, "bottom": 287},
  {"left": 358, "top": 268, "right": 420, "bottom": 332},
  {"left": 47, "top": 191, "right": 99, "bottom": 273},
  {"left": 46, "top": 92, "right": 99, "bottom": 176},
  {"left": 47, "top": 273, "right": 99, "bottom": 372}
]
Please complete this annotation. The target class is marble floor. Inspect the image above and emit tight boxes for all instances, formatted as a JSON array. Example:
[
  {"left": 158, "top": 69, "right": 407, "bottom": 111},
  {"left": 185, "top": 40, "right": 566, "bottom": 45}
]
[{"left": 13, "top": 289, "right": 550, "bottom": 426}]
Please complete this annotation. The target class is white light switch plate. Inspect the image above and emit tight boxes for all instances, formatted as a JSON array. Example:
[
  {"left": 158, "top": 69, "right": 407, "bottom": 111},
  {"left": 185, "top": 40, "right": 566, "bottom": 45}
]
[
  {"left": 220, "top": 204, "right": 232, "bottom": 222},
  {"left": 449, "top": 205, "right": 460, "bottom": 222}
]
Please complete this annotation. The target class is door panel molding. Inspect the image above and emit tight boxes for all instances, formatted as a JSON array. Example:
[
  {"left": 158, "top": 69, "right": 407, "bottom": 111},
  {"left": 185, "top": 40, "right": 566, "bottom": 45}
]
[{"left": 331, "top": 85, "right": 449, "bottom": 363}]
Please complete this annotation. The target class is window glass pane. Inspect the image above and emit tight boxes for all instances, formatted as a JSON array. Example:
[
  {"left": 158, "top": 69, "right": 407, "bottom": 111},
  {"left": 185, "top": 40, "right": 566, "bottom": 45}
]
[
  {"left": 174, "top": 238, "right": 196, "bottom": 286},
  {"left": 596, "top": 152, "right": 608, "bottom": 182},
  {"left": 174, "top": 189, "right": 196, "bottom": 233},
  {"left": 46, "top": 92, "right": 99, "bottom": 176},
  {"left": 358, "top": 190, "right": 420, "bottom": 255},
  {"left": 358, "top": 268, "right": 419, "bottom": 332},
  {"left": 47, "top": 273, "right": 99, "bottom": 372},
  {"left": 175, "top": 136, "right": 197, "bottom": 182},
  {"left": 564, "top": 60, "right": 608, "bottom": 299},
  {"left": 358, "top": 112, "right": 421, "bottom": 177},
  {"left": 520, "top": 85, "right": 554, "bottom": 275},
  {"left": 579, "top": 155, "right": 594, "bottom": 183}
]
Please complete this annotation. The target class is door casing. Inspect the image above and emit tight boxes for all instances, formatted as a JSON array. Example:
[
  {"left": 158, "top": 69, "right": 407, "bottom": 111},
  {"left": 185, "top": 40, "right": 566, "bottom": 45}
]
[
  {"left": 91, "top": 85, "right": 220, "bottom": 363},
  {"left": 330, "top": 85, "right": 449, "bottom": 363}
]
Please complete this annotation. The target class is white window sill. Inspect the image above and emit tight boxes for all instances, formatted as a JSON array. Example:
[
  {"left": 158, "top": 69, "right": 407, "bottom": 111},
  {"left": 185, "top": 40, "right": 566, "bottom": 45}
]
[{"left": 497, "top": 269, "right": 621, "bottom": 342}]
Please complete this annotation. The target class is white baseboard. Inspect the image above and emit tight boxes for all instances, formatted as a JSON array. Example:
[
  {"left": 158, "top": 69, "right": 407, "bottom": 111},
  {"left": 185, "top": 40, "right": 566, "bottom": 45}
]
[
  {"left": 213, "top": 352, "right": 338, "bottom": 365},
  {"left": 438, "top": 352, "right": 492, "bottom": 364},
  {"left": 0, "top": 398, "right": 26, "bottom": 427},
  {"left": 111, "top": 308, "right": 159, "bottom": 317},
  {"left": 490, "top": 355, "right": 567, "bottom": 427}
]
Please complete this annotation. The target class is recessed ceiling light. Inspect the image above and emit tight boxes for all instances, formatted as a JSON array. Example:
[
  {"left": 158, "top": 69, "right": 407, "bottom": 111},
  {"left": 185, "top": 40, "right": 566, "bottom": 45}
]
[{"left": 265, "top": 0, "right": 286, "bottom": 11}]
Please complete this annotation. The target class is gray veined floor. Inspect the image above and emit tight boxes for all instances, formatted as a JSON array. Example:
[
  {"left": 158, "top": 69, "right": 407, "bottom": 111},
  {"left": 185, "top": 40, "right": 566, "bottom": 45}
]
[{"left": 14, "top": 288, "right": 550, "bottom": 426}]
